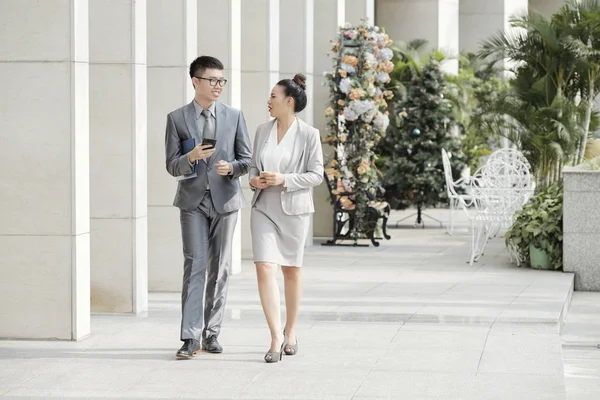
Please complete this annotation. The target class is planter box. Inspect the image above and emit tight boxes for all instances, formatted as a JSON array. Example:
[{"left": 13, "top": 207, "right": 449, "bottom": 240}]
[{"left": 563, "top": 166, "right": 600, "bottom": 291}]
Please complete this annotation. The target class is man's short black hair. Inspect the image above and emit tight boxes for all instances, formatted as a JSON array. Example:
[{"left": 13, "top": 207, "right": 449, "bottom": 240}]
[{"left": 189, "top": 56, "right": 224, "bottom": 79}]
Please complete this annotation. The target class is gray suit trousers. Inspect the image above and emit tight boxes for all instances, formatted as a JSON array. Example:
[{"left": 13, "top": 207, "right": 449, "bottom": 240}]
[{"left": 180, "top": 190, "right": 238, "bottom": 342}]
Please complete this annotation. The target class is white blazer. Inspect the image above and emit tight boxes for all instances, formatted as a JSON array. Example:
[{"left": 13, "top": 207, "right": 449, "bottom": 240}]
[{"left": 249, "top": 118, "right": 324, "bottom": 215}]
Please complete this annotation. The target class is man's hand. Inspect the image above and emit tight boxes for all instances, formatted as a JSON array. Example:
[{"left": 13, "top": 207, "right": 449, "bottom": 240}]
[
  {"left": 261, "top": 172, "right": 285, "bottom": 186},
  {"left": 216, "top": 160, "right": 232, "bottom": 176},
  {"left": 187, "top": 144, "right": 215, "bottom": 163},
  {"left": 250, "top": 176, "right": 269, "bottom": 189}
]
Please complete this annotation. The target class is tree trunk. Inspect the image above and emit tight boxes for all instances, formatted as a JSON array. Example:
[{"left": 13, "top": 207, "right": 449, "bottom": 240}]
[{"left": 576, "top": 72, "right": 595, "bottom": 165}]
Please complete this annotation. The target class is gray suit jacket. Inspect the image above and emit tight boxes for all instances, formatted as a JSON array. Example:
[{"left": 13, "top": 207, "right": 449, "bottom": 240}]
[
  {"left": 165, "top": 101, "right": 252, "bottom": 213},
  {"left": 249, "top": 118, "right": 324, "bottom": 215}
]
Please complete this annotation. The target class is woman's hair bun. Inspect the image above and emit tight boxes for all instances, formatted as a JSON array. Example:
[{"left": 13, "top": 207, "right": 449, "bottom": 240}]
[{"left": 293, "top": 73, "right": 307, "bottom": 90}]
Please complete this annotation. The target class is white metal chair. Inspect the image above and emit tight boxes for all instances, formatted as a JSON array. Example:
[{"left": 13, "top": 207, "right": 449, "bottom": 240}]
[
  {"left": 441, "top": 148, "right": 471, "bottom": 235},
  {"left": 460, "top": 148, "right": 534, "bottom": 265}
]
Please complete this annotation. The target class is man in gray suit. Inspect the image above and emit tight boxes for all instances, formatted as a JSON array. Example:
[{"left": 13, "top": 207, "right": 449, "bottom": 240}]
[{"left": 165, "top": 56, "right": 252, "bottom": 358}]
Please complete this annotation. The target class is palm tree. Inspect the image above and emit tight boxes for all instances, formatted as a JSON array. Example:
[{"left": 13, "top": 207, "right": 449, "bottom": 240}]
[
  {"left": 553, "top": 0, "right": 600, "bottom": 164},
  {"left": 477, "top": 8, "right": 593, "bottom": 186}
]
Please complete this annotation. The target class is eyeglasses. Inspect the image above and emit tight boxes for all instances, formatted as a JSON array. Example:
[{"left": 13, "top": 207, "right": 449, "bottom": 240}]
[{"left": 194, "top": 76, "right": 228, "bottom": 87}]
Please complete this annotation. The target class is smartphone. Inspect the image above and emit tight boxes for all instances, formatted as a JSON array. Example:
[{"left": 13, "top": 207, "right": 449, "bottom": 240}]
[{"left": 202, "top": 138, "right": 217, "bottom": 149}]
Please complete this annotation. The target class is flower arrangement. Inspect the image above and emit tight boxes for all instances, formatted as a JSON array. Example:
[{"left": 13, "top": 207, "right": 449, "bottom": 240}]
[{"left": 323, "top": 21, "right": 394, "bottom": 239}]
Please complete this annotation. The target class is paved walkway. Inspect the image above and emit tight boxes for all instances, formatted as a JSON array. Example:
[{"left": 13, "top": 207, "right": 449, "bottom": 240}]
[{"left": 0, "top": 209, "right": 597, "bottom": 399}]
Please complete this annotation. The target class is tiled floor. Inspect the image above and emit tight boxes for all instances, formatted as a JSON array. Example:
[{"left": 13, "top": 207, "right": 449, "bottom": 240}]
[{"left": 0, "top": 209, "right": 595, "bottom": 399}]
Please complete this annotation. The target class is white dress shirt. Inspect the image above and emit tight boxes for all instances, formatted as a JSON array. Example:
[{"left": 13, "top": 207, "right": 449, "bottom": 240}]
[{"left": 261, "top": 119, "right": 298, "bottom": 174}]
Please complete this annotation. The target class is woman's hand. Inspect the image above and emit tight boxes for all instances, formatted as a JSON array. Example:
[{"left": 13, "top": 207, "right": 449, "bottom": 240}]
[
  {"left": 261, "top": 172, "right": 285, "bottom": 186},
  {"left": 250, "top": 176, "right": 269, "bottom": 189}
]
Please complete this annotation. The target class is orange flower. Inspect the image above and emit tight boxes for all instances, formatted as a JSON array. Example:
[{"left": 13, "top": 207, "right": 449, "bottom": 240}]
[
  {"left": 342, "top": 55, "right": 358, "bottom": 67},
  {"left": 382, "top": 60, "right": 394, "bottom": 73},
  {"left": 338, "top": 68, "right": 347, "bottom": 78},
  {"left": 325, "top": 106, "right": 335, "bottom": 117},
  {"left": 337, "top": 99, "right": 345, "bottom": 106},
  {"left": 349, "top": 88, "right": 364, "bottom": 101}
]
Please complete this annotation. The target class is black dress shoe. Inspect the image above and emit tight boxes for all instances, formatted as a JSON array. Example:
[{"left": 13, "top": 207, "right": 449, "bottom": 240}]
[
  {"left": 202, "top": 336, "right": 223, "bottom": 353},
  {"left": 176, "top": 339, "right": 200, "bottom": 358}
]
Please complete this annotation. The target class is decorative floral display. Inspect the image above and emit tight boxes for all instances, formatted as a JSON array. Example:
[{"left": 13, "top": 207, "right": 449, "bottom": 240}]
[{"left": 323, "top": 21, "right": 394, "bottom": 238}]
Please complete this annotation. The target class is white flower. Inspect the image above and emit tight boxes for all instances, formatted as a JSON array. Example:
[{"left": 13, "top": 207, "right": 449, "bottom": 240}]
[
  {"left": 362, "top": 108, "right": 377, "bottom": 123},
  {"left": 374, "top": 112, "right": 390, "bottom": 132},
  {"left": 350, "top": 99, "right": 376, "bottom": 116},
  {"left": 375, "top": 72, "right": 390, "bottom": 83},
  {"left": 364, "top": 52, "right": 376, "bottom": 65},
  {"left": 339, "top": 78, "right": 352, "bottom": 94},
  {"left": 341, "top": 63, "right": 356, "bottom": 75},
  {"left": 343, "top": 107, "right": 359, "bottom": 121},
  {"left": 367, "top": 83, "right": 377, "bottom": 96},
  {"left": 378, "top": 48, "right": 393, "bottom": 61}
]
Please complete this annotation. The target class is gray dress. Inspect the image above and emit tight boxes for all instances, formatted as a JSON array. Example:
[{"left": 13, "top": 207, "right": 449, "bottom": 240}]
[
  {"left": 251, "top": 119, "right": 310, "bottom": 266},
  {"left": 251, "top": 186, "right": 310, "bottom": 266}
]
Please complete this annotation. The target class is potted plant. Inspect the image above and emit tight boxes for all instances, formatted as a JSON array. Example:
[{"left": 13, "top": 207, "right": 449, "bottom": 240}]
[{"left": 504, "top": 185, "right": 564, "bottom": 270}]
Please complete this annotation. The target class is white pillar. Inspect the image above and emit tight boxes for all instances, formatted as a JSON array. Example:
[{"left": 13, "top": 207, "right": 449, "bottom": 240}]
[
  {"left": 89, "top": 0, "right": 148, "bottom": 313},
  {"left": 312, "top": 0, "right": 345, "bottom": 239},
  {"left": 280, "top": 0, "right": 316, "bottom": 244},
  {"left": 198, "top": 0, "right": 243, "bottom": 273},
  {"left": 376, "top": 0, "right": 459, "bottom": 74},
  {"left": 313, "top": 0, "right": 375, "bottom": 238},
  {"left": 147, "top": 0, "right": 197, "bottom": 291},
  {"left": 0, "top": 0, "right": 90, "bottom": 340},
  {"left": 346, "top": 0, "right": 375, "bottom": 25},
  {"left": 239, "top": 0, "right": 278, "bottom": 258},
  {"left": 460, "top": 0, "right": 528, "bottom": 55},
  {"left": 528, "top": 0, "right": 564, "bottom": 17}
]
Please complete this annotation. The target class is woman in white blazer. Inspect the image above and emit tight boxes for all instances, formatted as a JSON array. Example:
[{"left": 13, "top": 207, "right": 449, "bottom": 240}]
[{"left": 249, "top": 73, "right": 324, "bottom": 363}]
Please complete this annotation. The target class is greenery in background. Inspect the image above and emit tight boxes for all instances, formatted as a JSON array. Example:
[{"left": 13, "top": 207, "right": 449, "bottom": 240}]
[
  {"left": 504, "top": 185, "right": 564, "bottom": 270},
  {"left": 445, "top": 53, "right": 509, "bottom": 173},
  {"left": 478, "top": 2, "right": 600, "bottom": 187},
  {"left": 379, "top": 56, "right": 464, "bottom": 210},
  {"left": 581, "top": 155, "right": 600, "bottom": 170}
]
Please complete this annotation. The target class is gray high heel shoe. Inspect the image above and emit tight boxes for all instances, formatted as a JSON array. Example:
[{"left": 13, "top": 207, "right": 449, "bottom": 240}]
[
  {"left": 264, "top": 336, "right": 287, "bottom": 363},
  {"left": 284, "top": 337, "right": 298, "bottom": 356}
]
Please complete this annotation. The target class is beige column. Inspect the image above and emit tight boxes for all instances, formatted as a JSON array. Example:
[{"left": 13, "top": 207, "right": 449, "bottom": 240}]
[
  {"left": 239, "top": 0, "right": 278, "bottom": 257},
  {"left": 198, "top": 0, "right": 243, "bottom": 272},
  {"left": 0, "top": 0, "right": 90, "bottom": 339},
  {"left": 528, "top": 0, "right": 565, "bottom": 17},
  {"left": 460, "top": 0, "right": 528, "bottom": 54},
  {"left": 280, "top": 0, "right": 317, "bottom": 244},
  {"left": 312, "top": 0, "right": 375, "bottom": 238},
  {"left": 346, "top": 0, "right": 375, "bottom": 25},
  {"left": 147, "top": 0, "right": 197, "bottom": 291},
  {"left": 89, "top": 0, "right": 148, "bottom": 313},
  {"left": 311, "top": 0, "right": 345, "bottom": 239},
  {"left": 376, "top": 0, "right": 459, "bottom": 74}
]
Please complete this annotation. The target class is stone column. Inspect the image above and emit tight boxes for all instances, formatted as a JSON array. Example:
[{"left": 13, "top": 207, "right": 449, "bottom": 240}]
[
  {"left": 528, "top": 0, "right": 565, "bottom": 18},
  {"left": 147, "top": 0, "right": 197, "bottom": 291},
  {"left": 313, "top": 0, "right": 375, "bottom": 238},
  {"left": 239, "top": 0, "right": 278, "bottom": 257},
  {"left": 0, "top": 0, "right": 90, "bottom": 340},
  {"left": 198, "top": 0, "right": 243, "bottom": 273},
  {"left": 280, "top": 0, "right": 317, "bottom": 244},
  {"left": 460, "top": 0, "right": 528, "bottom": 54},
  {"left": 346, "top": 0, "right": 375, "bottom": 25},
  {"left": 89, "top": 0, "right": 148, "bottom": 313},
  {"left": 375, "top": 0, "right": 459, "bottom": 74}
]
